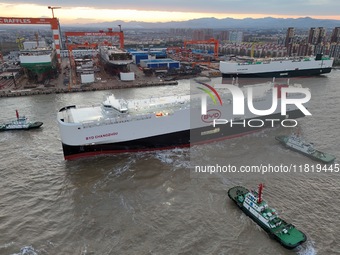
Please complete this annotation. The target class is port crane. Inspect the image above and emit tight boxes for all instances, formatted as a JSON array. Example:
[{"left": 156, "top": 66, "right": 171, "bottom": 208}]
[
  {"left": 16, "top": 37, "right": 25, "bottom": 50},
  {"left": 65, "top": 28, "right": 124, "bottom": 49},
  {"left": 48, "top": 6, "right": 61, "bottom": 19},
  {"left": 183, "top": 38, "right": 219, "bottom": 59},
  {"left": 249, "top": 41, "right": 266, "bottom": 58},
  {"left": 34, "top": 32, "right": 40, "bottom": 48}
]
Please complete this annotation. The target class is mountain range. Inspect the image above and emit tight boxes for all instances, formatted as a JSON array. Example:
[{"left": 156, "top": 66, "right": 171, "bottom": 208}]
[{"left": 68, "top": 17, "right": 340, "bottom": 29}]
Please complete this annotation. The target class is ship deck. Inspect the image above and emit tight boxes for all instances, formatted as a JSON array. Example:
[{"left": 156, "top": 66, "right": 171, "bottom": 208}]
[
  {"left": 69, "top": 106, "right": 103, "bottom": 124},
  {"left": 59, "top": 80, "right": 296, "bottom": 126},
  {"left": 60, "top": 94, "right": 192, "bottom": 125},
  {"left": 228, "top": 186, "right": 249, "bottom": 200},
  {"left": 274, "top": 224, "right": 306, "bottom": 246}
]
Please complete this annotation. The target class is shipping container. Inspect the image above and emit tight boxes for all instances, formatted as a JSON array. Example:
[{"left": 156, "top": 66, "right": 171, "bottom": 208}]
[
  {"left": 133, "top": 54, "right": 148, "bottom": 65},
  {"left": 169, "top": 62, "right": 180, "bottom": 69}
]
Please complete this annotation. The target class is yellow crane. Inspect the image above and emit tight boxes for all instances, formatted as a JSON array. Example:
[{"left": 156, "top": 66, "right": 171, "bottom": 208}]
[
  {"left": 250, "top": 43, "right": 255, "bottom": 58},
  {"left": 16, "top": 37, "right": 25, "bottom": 50},
  {"left": 250, "top": 41, "right": 264, "bottom": 58},
  {"left": 34, "top": 32, "right": 39, "bottom": 48}
]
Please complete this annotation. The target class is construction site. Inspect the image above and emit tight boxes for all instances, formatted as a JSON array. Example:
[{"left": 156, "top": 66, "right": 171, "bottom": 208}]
[{"left": 0, "top": 15, "right": 222, "bottom": 97}]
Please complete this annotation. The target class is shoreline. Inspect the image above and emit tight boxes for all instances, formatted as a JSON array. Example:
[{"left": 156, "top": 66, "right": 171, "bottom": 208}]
[{"left": 0, "top": 80, "right": 178, "bottom": 98}]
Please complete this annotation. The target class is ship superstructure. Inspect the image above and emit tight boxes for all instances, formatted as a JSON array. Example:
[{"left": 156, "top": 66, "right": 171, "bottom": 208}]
[{"left": 99, "top": 46, "right": 133, "bottom": 77}]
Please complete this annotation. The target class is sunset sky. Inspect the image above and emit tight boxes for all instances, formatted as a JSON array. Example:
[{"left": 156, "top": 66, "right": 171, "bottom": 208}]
[{"left": 0, "top": 0, "right": 340, "bottom": 24}]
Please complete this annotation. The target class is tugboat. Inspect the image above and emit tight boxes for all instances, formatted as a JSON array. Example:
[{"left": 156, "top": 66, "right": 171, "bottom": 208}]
[
  {"left": 276, "top": 134, "right": 336, "bottom": 164},
  {"left": 228, "top": 184, "right": 307, "bottom": 250},
  {"left": 0, "top": 110, "right": 43, "bottom": 131}
]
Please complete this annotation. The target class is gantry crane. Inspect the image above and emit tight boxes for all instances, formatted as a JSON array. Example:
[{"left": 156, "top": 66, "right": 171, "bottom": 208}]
[
  {"left": 183, "top": 38, "right": 219, "bottom": 59},
  {"left": 65, "top": 28, "right": 124, "bottom": 49}
]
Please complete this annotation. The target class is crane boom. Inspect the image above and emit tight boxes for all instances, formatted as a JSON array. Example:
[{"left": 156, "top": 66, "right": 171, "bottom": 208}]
[
  {"left": 184, "top": 38, "right": 219, "bottom": 58},
  {"left": 65, "top": 30, "right": 124, "bottom": 49}
]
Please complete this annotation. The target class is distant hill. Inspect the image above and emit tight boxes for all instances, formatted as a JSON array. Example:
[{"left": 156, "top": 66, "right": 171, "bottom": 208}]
[{"left": 64, "top": 17, "right": 340, "bottom": 29}]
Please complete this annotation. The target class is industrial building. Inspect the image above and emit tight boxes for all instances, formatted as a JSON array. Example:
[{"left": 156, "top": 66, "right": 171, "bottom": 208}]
[{"left": 139, "top": 59, "right": 180, "bottom": 69}]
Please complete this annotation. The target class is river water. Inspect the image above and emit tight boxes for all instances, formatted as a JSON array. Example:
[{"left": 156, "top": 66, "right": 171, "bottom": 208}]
[{"left": 0, "top": 71, "right": 339, "bottom": 255}]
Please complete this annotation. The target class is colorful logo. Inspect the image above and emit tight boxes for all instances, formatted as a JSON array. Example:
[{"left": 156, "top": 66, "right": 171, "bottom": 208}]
[
  {"left": 196, "top": 82, "right": 223, "bottom": 106},
  {"left": 201, "top": 109, "right": 221, "bottom": 123}
]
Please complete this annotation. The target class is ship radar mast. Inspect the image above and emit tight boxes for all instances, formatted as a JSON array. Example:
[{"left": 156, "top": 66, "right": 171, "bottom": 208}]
[{"left": 258, "top": 183, "right": 264, "bottom": 203}]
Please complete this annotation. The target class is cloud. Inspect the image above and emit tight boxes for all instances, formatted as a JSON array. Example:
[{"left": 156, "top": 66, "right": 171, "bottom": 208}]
[
  {"left": 1, "top": 0, "right": 340, "bottom": 24},
  {"left": 1, "top": 0, "right": 340, "bottom": 16}
]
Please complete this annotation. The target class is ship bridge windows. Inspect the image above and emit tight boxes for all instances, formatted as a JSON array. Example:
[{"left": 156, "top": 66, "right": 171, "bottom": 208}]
[
  {"left": 102, "top": 104, "right": 128, "bottom": 114},
  {"left": 103, "top": 104, "right": 113, "bottom": 109}
]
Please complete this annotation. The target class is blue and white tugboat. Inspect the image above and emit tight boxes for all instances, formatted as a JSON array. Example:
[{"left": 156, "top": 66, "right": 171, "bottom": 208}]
[
  {"left": 0, "top": 110, "right": 43, "bottom": 131},
  {"left": 276, "top": 134, "right": 336, "bottom": 164}
]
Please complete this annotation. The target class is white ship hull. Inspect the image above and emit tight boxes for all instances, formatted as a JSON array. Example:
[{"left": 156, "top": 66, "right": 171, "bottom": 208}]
[
  {"left": 19, "top": 54, "right": 53, "bottom": 64},
  {"left": 19, "top": 48, "right": 57, "bottom": 80},
  {"left": 57, "top": 82, "right": 307, "bottom": 159},
  {"left": 220, "top": 56, "right": 333, "bottom": 78}
]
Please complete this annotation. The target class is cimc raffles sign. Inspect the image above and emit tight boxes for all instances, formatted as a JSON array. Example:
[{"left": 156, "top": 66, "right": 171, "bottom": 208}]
[{"left": 0, "top": 18, "right": 52, "bottom": 25}]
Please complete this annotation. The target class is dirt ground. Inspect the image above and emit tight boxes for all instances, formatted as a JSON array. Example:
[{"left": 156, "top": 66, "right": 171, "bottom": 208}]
[{"left": 0, "top": 58, "right": 221, "bottom": 97}]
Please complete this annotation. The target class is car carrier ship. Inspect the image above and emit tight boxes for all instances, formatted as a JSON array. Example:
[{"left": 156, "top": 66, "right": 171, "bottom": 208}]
[
  {"left": 57, "top": 80, "right": 308, "bottom": 160},
  {"left": 220, "top": 54, "right": 333, "bottom": 78}
]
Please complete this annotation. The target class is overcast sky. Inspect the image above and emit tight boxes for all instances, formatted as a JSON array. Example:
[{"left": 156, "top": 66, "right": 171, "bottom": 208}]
[{"left": 1, "top": 0, "right": 340, "bottom": 24}]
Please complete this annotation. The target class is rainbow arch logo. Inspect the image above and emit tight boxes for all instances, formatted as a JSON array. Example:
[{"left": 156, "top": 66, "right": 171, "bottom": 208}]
[{"left": 196, "top": 82, "right": 223, "bottom": 106}]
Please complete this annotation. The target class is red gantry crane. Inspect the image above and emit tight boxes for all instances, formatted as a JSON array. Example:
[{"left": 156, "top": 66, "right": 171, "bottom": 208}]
[
  {"left": 184, "top": 38, "right": 219, "bottom": 59},
  {"left": 65, "top": 28, "right": 124, "bottom": 49}
]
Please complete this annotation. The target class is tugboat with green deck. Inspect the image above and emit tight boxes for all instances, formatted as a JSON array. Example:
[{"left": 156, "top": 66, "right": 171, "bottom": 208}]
[
  {"left": 228, "top": 184, "right": 306, "bottom": 249},
  {"left": 276, "top": 134, "right": 336, "bottom": 164},
  {"left": 0, "top": 110, "right": 43, "bottom": 131}
]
